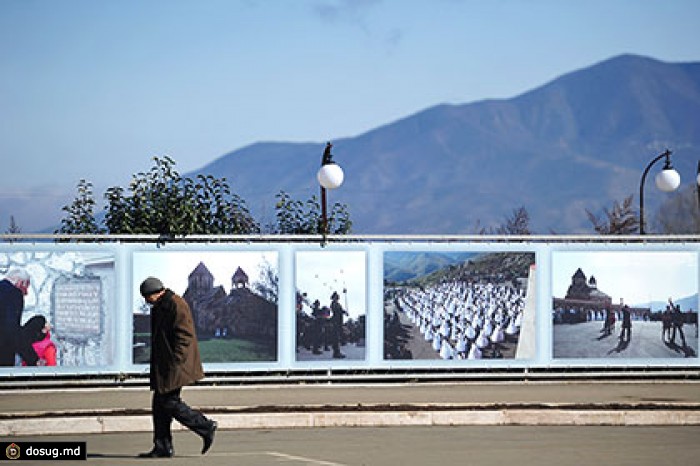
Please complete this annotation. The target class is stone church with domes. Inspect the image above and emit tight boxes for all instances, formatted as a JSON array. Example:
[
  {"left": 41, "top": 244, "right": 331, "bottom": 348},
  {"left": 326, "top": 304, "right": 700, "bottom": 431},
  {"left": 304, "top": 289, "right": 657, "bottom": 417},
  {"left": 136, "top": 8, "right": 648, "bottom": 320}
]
[
  {"left": 182, "top": 261, "right": 277, "bottom": 343},
  {"left": 553, "top": 268, "right": 649, "bottom": 324}
]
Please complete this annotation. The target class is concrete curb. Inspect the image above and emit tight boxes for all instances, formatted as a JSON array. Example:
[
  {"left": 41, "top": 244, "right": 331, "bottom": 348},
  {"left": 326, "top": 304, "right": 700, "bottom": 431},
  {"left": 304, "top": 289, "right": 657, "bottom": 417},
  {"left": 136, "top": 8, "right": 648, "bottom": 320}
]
[{"left": 3, "top": 408, "right": 700, "bottom": 436}]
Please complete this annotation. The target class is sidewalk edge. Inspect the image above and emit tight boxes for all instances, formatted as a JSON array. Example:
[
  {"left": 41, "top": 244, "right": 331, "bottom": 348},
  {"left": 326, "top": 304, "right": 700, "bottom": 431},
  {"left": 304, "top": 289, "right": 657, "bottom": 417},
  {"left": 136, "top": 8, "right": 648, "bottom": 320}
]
[{"left": 3, "top": 409, "right": 700, "bottom": 436}]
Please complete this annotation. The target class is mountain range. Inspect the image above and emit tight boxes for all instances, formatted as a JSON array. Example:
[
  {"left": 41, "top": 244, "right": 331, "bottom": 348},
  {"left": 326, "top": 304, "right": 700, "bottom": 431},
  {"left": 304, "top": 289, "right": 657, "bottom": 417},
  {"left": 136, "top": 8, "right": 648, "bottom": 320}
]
[
  {"left": 644, "top": 296, "right": 697, "bottom": 314},
  {"left": 384, "top": 251, "right": 476, "bottom": 283},
  {"left": 189, "top": 54, "right": 700, "bottom": 234}
]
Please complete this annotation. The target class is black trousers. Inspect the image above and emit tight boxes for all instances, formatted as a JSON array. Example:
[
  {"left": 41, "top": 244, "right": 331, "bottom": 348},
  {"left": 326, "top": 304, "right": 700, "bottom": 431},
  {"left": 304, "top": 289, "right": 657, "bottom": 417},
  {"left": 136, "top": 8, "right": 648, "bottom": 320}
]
[
  {"left": 672, "top": 325, "right": 687, "bottom": 346},
  {"left": 619, "top": 326, "right": 631, "bottom": 343},
  {"left": 152, "top": 388, "right": 211, "bottom": 444}
]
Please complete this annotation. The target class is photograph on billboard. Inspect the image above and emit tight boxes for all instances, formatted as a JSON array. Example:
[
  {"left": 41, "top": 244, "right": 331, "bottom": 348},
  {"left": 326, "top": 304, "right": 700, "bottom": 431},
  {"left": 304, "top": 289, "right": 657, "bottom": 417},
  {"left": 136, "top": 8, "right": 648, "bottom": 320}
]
[
  {"left": 383, "top": 251, "right": 536, "bottom": 360},
  {"left": 0, "top": 251, "right": 116, "bottom": 370},
  {"left": 552, "top": 251, "right": 698, "bottom": 359},
  {"left": 295, "top": 251, "right": 366, "bottom": 361},
  {"left": 133, "top": 251, "right": 279, "bottom": 364}
]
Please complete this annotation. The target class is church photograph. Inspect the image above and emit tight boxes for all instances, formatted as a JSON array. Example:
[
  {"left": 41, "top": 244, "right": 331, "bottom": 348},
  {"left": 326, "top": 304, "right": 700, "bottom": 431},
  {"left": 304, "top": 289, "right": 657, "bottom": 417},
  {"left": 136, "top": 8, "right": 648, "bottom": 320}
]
[
  {"left": 551, "top": 251, "right": 698, "bottom": 360},
  {"left": 132, "top": 251, "right": 278, "bottom": 364}
]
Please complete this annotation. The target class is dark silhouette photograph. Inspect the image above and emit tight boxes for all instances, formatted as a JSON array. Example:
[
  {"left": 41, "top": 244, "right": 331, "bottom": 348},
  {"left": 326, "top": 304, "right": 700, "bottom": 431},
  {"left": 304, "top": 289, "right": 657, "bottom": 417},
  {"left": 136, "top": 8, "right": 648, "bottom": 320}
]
[{"left": 295, "top": 251, "right": 366, "bottom": 362}]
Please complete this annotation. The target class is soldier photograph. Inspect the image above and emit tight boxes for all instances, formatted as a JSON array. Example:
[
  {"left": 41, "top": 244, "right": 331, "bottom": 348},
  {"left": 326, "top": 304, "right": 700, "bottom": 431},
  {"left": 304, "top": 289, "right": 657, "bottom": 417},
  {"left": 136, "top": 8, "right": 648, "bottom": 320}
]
[{"left": 295, "top": 251, "right": 366, "bottom": 361}]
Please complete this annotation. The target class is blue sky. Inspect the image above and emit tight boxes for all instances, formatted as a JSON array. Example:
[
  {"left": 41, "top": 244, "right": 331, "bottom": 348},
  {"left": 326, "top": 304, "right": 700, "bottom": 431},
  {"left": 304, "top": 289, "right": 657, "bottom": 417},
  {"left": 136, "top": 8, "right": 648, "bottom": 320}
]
[
  {"left": 1, "top": 0, "right": 700, "bottom": 231},
  {"left": 296, "top": 251, "right": 366, "bottom": 319}
]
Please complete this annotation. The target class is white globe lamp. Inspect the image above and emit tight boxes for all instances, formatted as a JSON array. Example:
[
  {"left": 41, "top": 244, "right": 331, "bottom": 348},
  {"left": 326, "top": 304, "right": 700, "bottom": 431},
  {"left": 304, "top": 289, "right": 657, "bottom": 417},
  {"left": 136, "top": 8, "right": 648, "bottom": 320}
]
[
  {"left": 317, "top": 163, "right": 344, "bottom": 190},
  {"left": 655, "top": 167, "right": 681, "bottom": 192}
]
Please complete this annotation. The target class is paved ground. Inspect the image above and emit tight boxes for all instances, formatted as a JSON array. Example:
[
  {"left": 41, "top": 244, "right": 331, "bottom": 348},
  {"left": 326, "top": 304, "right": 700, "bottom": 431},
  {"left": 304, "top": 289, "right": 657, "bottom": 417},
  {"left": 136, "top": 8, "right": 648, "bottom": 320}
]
[
  {"left": 3, "top": 380, "right": 700, "bottom": 439},
  {"left": 554, "top": 321, "right": 698, "bottom": 358},
  {"left": 11, "top": 425, "right": 700, "bottom": 465},
  {"left": 3, "top": 379, "right": 700, "bottom": 464}
]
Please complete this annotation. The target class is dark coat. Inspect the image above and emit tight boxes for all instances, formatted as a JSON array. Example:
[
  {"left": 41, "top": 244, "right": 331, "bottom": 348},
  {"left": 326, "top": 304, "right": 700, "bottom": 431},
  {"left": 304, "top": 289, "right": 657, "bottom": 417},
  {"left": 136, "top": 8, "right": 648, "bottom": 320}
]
[
  {"left": 330, "top": 300, "right": 345, "bottom": 324},
  {"left": 621, "top": 307, "right": 632, "bottom": 328},
  {"left": 149, "top": 289, "right": 204, "bottom": 394},
  {"left": 0, "top": 279, "right": 37, "bottom": 366},
  {"left": 672, "top": 307, "right": 685, "bottom": 327}
]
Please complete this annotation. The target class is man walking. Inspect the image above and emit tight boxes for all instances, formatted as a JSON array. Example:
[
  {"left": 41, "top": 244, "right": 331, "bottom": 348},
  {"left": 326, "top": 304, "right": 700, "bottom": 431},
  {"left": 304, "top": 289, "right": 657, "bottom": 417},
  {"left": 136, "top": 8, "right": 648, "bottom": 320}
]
[{"left": 139, "top": 277, "right": 217, "bottom": 458}]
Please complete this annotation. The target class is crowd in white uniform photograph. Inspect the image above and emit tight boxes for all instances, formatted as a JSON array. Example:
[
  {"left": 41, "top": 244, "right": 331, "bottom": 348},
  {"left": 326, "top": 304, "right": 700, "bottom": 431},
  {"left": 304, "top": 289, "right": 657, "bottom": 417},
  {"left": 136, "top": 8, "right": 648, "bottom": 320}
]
[
  {"left": 388, "top": 282, "right": 525, "bottom": 359},
  {"left": 384, "top": 252, "right": 535, "bottom": 360}
]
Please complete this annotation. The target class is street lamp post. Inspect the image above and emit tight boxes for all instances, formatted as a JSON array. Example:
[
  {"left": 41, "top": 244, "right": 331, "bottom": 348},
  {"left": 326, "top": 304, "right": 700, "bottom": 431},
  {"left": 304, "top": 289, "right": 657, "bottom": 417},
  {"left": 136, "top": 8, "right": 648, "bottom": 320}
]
[
  {"left": 639, "top": 149, "right": 681, "bottom": 234},
  {"left": 696, "top": 161, "right": 700, "bottom": 212},
  {"left": 317, "top": 142, "right": 344, "bottom": 240}
]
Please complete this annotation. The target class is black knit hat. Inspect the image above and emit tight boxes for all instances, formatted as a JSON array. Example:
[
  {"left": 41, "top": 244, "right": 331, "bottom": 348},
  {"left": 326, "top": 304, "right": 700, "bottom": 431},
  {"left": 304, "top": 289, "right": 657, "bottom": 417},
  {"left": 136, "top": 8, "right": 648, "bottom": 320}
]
[
  {"left": 140, "top": 277, "right": 164, "bottom": 297},
  {"left": 22, "top": 315, "right": 47, "bottom": 343}
]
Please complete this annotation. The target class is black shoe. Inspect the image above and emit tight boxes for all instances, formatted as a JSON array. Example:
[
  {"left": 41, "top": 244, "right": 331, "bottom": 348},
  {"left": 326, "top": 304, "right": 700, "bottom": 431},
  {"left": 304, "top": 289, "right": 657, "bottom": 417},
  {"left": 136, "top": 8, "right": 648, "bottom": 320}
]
[
  {"left": 138, "top": 446, "right": 173, "bottom": 458},
  {"left": 201, "top": 421, "right": 217, "bottom": 455},
  {"left": 332, "top": 353, "right": 346, "bottom": 359}
]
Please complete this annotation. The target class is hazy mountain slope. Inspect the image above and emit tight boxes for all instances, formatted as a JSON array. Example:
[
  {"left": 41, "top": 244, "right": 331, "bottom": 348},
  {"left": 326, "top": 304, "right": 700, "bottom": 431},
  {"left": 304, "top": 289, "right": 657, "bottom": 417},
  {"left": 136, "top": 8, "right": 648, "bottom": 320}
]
[
  {"left": 384, "top": 252, "right": 475, "bottom": 283},
  {"left": 191, "top": 54, "right": 700, "bottom": 234}
]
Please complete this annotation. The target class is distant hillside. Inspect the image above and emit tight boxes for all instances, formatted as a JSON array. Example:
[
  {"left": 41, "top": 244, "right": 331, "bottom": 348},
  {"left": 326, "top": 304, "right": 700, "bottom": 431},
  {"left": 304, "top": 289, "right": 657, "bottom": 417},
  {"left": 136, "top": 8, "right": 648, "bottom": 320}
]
[
  {"left": 384, "top": 251, "right": 476, "bottom": 283},
  {"left": 642, "top": 295, "right": 698, "bottom": 313},
  {"left": 190, "top": 54, "right": 700, "bottom": 234},
  {"left": 412, "top": 252, "right": 535, "bottom": 287}
]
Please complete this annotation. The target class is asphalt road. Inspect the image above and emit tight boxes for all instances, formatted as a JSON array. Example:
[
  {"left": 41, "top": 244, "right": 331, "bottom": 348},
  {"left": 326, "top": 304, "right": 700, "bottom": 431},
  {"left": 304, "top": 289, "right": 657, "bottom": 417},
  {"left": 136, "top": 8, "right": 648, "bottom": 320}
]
[
  {"left": 554, "top": 321, "right": 699, "bottom": 359},
  {"left": 10, "top": 425, "right": 700, "bottom": 466}
]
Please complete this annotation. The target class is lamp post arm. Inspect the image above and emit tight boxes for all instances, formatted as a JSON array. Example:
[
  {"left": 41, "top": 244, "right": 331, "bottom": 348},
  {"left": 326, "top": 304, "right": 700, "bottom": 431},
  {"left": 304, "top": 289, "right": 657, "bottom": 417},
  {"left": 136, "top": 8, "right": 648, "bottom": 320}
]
[
  {"left": 322, "top": 142, "right": 333, "bottom": 165},
  {"left": 639, "top": 149, "right": 671, "bottom": 235}
]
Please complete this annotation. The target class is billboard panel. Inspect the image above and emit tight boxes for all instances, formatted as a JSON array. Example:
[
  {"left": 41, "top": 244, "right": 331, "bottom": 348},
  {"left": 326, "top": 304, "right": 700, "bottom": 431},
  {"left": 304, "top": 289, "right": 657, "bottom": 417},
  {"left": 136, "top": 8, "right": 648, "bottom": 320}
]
[
  {"left": 132, "top": 250, "right": 279, "bottom": 364},
  {"left": 552, "top": 251, "right": 698, "bottom": 359},
  {"left": 0, "top": 250, "right": 116, "bottom": 371},
  {"left": 383, "top": 251, "right": 536, "bottom": 361},
  {"left": 295, "top": 250, "right": 367, "bottom": 362},
  {"left": 1, "top": 239, "right": 698, "bottom": 380}
]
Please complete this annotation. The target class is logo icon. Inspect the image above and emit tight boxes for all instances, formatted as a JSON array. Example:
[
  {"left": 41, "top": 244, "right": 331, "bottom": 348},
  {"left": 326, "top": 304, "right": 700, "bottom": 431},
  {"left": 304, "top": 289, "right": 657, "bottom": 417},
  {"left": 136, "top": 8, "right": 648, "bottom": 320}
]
[{"left": 6, "top": 443, "right": 20, "bottom": 460}]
